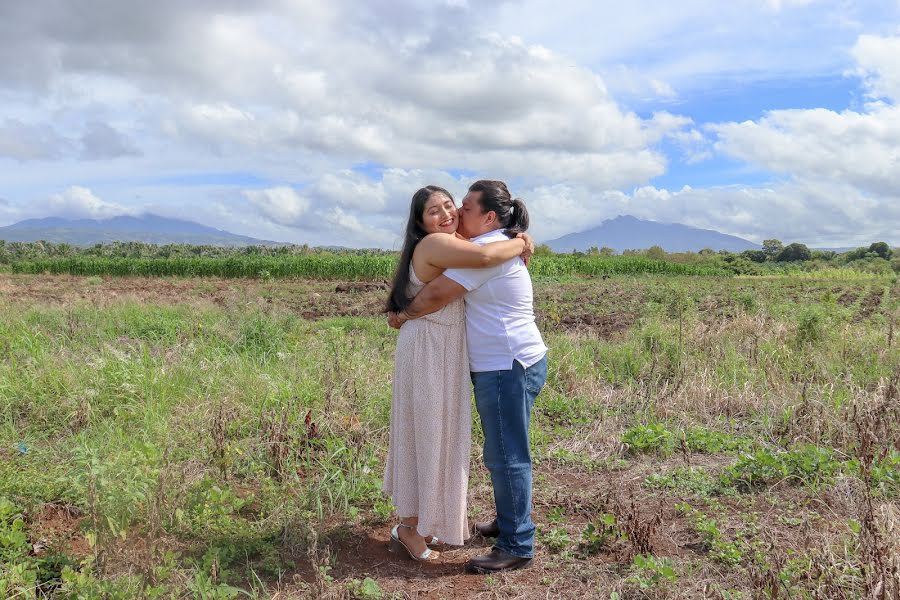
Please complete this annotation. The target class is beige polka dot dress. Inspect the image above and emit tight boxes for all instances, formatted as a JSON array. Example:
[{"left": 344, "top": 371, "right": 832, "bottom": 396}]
[{"left": 382, "top": 264, "right": 472, "bottom": 546}]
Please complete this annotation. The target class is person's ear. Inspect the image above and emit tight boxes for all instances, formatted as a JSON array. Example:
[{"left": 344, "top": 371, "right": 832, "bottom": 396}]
[{"left": 485, "top": 210, "right": 497, "bottom": 225}]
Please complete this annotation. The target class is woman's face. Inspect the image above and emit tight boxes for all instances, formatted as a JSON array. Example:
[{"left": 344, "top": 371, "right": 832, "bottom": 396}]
[{"left": 420, "top": 192, "right": 458, "bottom": 234}]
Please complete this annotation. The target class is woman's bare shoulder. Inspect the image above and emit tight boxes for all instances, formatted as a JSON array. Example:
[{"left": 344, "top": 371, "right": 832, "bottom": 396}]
[
  {"left": 418, "top": 232, "right": 456, "bottom": 249},
  {"left": 423, "top": 232, "right": 455, "bottom": 241}
]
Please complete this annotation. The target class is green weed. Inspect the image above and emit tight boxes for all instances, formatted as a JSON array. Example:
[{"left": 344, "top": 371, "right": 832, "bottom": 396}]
[
  {"left": 627, "top": 554, "right": 678, "bottom": 589},
  {"left": 722, "top": 445, "right": 841, "bottom": 491},
  {"left": 578, "top": 513, "right": 624, "bottom": 556}
]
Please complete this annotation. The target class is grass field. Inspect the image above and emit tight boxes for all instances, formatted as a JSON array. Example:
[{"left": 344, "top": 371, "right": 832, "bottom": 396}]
[{"left": 1, "top": 272, "right": 899, "bottom": 598}]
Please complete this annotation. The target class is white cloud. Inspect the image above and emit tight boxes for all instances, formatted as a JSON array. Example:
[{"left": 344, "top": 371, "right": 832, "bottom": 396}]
[
  {"left": 243, "top": 187, "right": 311, "bottom": 227},
  {"left": 712, "top": 104, "right": 900, "bottom": 196},
  {"left": 239, "top": 169, "right": 471, "bottom": 246},
  {"left": 314, "top": 171, "right": 387, "bottom": 211},
  {"left": 43, "top": 186, "right": 137, "bottom": 220},
  {"left": 669, "top": 128, "right": 713, "bottom": 164},
  {"left": 0, "top": 3, "right": 691, "bottom": 191},
  {"left": 320, "top": 206, "right": 395, "bottom": 247},
  {"left": 851, "top": 34, "right": 900, "bottom": 101}
]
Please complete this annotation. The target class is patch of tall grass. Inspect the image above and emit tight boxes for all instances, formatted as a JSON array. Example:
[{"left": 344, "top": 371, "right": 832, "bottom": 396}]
[{"left": 11, "top": 253, "right": 732, "bottom": 280}]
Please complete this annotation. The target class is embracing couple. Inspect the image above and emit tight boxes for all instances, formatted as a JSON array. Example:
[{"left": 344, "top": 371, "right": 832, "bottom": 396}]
[{"left": 382, "top": 180, "right": 548, "bottom": 574}]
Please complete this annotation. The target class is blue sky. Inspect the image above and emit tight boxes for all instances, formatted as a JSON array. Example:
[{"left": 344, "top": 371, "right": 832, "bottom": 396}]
[
  {"left": 0, "top": 1, "right": 898, "bottom": 248},
  {"left": 647, "top": 74, "right": 862, "bottom": 189}
]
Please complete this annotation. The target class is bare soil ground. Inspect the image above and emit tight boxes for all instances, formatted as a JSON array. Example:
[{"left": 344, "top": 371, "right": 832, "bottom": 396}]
[{"left": 270, "top": 455, "right": 861, "bottom": 598}]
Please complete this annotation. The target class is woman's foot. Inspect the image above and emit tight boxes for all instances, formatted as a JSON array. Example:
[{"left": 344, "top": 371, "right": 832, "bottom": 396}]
[
  {"left": 397, "top": 523, "right": 431, "bottom": 557},
  {"left": 390, "top": 523, "right": 441, "bottom": 561}
]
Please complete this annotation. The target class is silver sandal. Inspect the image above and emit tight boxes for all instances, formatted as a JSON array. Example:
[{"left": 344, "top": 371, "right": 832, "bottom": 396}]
[{"left": 389, "top": 524, "right": 441, "bottom": 561}]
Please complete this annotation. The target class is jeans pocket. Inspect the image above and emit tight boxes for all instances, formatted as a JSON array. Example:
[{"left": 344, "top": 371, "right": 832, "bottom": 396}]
[
  {"left": 525, "top": 381, "right": 544, "bottom": 396},
  {"left": 525, "top": 372, "right": 546, "bottom": 396},
  {"left": 524, "top": 358, "right": 548, "bottom": 395}
]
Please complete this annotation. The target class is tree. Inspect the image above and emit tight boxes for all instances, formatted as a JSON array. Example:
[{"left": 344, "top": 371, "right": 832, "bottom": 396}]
[
  {"left": 776, "top": 242, "right": 811, "bottom": 262},
  {"left": 741, "top": 249, "right": 767, "bottom": 263},
  {"left": 762, "top": 239, "right": 783, "bottom": 260},
  {"left": 598, "top": 246, "right": 615, "bottom": 256},
  {"left": 811, "top": 250, "right": 836, "bottom": 261},
  {"left": 844, "top": 247, "right": 868, "bottom": 261},
  {"left": 645, "top": 245, "right": 666, "bottom": 260},
  {"left": 868, "top": 242, "right": 892, "bottom": 260}
]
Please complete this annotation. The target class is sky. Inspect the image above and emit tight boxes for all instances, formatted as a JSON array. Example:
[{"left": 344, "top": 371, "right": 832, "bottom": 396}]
[{"left": 0, "top": 0, "right": 899, "bottom": 249}]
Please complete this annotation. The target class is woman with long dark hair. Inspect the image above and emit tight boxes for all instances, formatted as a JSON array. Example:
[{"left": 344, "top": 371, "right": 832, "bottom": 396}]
[{"left": 383, "top": 185, "right": 533, "bottom": 562}]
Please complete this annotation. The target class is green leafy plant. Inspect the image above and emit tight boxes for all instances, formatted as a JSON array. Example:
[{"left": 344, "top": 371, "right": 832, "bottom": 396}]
[
  {"left": 722, "top": 445, "right": 840, "bottom": 491},
  {"left": 579, "top": 513, "right": 624, "bottom": 556},
  {"left": 622, "top": 423, "right": 676, "bottom": 455},
  {"left": 645, "top": 466, "right": 726, "bottom": 497},
  {"left": 676, "top": 503, "right": 743, "bottom": 566},
  {"left": 539, "top": 526, "right": 572, "bottom": 553},
  {"left": 346, "top": 577, "right": 384, "bottom": 599},
  {"left": 628, "top": 554, "right": 678, "bottom": 589}
]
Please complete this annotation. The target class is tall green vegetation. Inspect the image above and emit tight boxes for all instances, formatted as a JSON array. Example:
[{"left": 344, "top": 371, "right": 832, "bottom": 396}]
[
  {"left": 3, "top": 239, "right": 898, "bottom": 279},
  {"left": 10, "top": 254, "right": 732, "bottom": 279}
]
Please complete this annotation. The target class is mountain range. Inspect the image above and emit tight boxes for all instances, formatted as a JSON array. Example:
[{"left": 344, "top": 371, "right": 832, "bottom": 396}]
[
  {"left": 544, "top": 215, "right": 760, "bottom": 253},
  {"left": 0, "top": 213, "right": 767, "bottom": 252},
  {"left": 0, "top": 215, "right": 282, "bottom": 246}
]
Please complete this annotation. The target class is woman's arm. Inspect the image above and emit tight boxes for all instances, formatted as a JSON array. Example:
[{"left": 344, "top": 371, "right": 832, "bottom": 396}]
[{"left": 418, "top": 232, "right": 530, "bottom": 270}]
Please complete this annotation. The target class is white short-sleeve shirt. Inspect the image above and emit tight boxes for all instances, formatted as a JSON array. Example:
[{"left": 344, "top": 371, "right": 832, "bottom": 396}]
[{"left": 443, "top": 229, "right": 548, "bottom": 372}]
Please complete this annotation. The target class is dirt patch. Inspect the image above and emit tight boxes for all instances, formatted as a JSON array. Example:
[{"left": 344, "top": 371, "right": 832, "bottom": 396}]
[
  {"left": 28, "top": 503, "right": 91, "bottom": 559},
  {"left": 856, "top": 288, "right": 884, "bottom": 320},
  {"left": 0, "top": 274, "right": 236, "bottom": 308},
  {"left": 282, "top": 522, "right": 616, "bottom": 598},
  {"left": 334, "top": 282, "right": 390, "bottom": 293},
  {"left": 548, "top": 312, "right": 636, "bottom": 337},
  {"left": 279, "top": 458, "right": 725, "bottom": 597},
  {"left": 837, "top": 291, "right": 858, "bottom": 306}
]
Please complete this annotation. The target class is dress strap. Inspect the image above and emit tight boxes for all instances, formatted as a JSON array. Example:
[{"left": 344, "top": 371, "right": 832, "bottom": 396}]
[{"left": 408, "top": 262, "right": 425, "bottom": 286}]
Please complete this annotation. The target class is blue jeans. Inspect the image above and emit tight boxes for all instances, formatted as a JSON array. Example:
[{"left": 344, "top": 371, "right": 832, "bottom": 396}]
[{"left": 471, "top": 355, "right": 548, "bottom": 558}]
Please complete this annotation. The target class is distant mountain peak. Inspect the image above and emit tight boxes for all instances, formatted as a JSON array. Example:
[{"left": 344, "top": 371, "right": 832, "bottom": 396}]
[
  {"left": 0, "top": 214, "right": 286, "bottom": 247},
  {"left": 544, "top": 214, "right": 759, "bottom": 253}
]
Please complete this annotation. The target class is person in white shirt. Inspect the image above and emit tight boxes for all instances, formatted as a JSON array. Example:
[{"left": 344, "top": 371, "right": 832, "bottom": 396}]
[{"left": 390, "top": 180, "right": 548, "bottom": 574}]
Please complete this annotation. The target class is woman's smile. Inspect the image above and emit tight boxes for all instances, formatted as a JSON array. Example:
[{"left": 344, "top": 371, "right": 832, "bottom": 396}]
[{"left": 421, "top": 192, "right": 460, "bottom": 234}]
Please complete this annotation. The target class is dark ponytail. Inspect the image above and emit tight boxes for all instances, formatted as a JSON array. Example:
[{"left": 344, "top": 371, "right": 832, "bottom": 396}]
[
  {"left": 386, "top": 185, "right": 453, "bottom": 313},
  {"left": 468, "top": 180, "right": 529, "bottom": 238},
  {"left": 507, "top": 197, "right": 529, "bottom": 236}
]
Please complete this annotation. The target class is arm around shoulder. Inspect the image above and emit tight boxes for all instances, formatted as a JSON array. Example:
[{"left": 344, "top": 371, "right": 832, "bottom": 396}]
[{"left": 420, "top": 232, "right": 524, "bottom": 270}]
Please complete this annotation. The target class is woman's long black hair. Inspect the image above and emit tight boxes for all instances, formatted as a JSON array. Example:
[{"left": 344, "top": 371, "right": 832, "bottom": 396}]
[{"left": 386, "top": 185, "right": 453, "bottom": 313}]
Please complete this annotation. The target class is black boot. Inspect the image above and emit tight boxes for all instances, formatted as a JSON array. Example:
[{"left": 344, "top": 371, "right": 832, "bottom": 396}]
[
  {"left": 473, "top": 518, "right": 500, "bottom": 537},
  {"left": 464, "top": 548, "right": 533, "bottom": 574}
]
